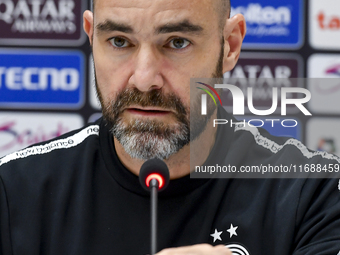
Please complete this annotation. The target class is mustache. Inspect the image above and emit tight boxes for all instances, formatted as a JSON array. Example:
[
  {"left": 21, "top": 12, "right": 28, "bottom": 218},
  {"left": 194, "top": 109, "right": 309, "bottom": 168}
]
[{"left": 110, "top": 88, "right": 188, "bottom": 117}]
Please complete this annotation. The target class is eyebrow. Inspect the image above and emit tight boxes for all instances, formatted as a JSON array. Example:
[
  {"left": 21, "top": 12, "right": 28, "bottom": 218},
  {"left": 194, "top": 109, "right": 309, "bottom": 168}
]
[
  {"left": 96, "top": 19, "right": 203, "bottom": 35},
  {"left": 156, "top": 20, "right": 204, "bottom": 34},
  {"left": 96, "top": 20, "right": 133, "bottom": 34}
]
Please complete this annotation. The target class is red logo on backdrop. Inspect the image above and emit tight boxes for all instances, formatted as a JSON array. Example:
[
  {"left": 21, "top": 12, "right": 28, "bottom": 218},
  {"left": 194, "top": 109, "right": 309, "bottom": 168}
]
[
  {"left": 0, "top": 0, "right": 85, "bottom": 45},
  {"left": 317, "top": 12, "right": 340, "bottom": 30}
]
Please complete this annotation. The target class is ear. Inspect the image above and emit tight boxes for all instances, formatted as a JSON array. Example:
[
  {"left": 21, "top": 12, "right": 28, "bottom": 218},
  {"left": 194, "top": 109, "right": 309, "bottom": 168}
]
[
  {"left": 222, "top": 14, "right": 246, "bottom": 73},
  {"left": 83, "top": 10, "right": 94, "bottom": 45}
]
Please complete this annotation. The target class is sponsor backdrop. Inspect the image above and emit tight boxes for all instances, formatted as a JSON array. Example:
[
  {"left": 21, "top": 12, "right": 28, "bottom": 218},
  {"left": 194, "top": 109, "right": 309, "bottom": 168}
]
[{"left": 0, "top": 0, "right": 339, "bottom": 157}]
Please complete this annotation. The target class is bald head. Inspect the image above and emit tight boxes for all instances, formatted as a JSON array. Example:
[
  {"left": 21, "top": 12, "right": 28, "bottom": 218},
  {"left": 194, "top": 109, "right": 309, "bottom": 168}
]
[{"left": 92, "top": 0, "right": 231, "bottom": 29}]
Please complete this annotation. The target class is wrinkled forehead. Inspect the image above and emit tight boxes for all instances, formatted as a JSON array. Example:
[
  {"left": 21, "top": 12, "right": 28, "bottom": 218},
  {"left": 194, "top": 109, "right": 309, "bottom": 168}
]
[{"left": 93, "top": 0, "right": 220, "bottom": 33}]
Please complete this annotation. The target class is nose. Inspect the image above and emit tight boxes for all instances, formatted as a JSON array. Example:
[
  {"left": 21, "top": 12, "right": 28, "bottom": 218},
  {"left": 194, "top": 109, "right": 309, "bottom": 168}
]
[{"left": 128, "top": 45, "right": 164, "bottom": 92}]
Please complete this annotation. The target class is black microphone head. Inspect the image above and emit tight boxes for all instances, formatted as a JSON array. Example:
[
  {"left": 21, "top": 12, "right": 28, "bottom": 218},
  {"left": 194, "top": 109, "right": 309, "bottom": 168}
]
[{"left": 139, "top": 158, "right": 170, "bottom": 192}]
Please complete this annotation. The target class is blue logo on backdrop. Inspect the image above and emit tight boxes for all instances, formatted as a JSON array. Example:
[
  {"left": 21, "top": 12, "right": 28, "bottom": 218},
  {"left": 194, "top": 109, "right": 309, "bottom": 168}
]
[
  {"left": 231, "top": 0, "right": 303, "bottom": 49},
  {"left": 0, "top": 49, "right": 84, "bottom": 109}
]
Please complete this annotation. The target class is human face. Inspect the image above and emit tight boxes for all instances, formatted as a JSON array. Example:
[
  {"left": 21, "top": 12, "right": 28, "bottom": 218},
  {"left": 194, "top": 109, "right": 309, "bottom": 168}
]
[{"left": 87, "top": 0, "right": 224, "bottom": 159}]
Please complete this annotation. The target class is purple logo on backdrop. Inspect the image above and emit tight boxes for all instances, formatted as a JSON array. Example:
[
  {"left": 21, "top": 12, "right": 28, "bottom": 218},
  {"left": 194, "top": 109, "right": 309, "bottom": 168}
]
[
  {"left": 315, "top": 64, "right": 340, "bottom": 94},
  {"left": 326, "top": 64, "right": 340, "bottom": 76},
  {"left": 0, "top": 121, "right": 69, "bottom": 152},
  {"left": 0, "top": 113, "right": 84, "bottom": 157},
  {"left": 0, "top": 0, "right": 86, "bottom": 46}
]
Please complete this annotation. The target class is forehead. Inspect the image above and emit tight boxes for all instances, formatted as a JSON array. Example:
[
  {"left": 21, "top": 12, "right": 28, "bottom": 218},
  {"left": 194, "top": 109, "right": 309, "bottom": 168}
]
[{"left": 94, "top": 0, "right": 219, "bottom": 32}]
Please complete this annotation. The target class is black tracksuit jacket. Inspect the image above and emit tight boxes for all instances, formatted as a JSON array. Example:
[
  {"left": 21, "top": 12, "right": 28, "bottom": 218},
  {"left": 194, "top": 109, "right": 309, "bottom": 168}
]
[{"left": 1, "top": 108, "right": 340, "bottom": 255}]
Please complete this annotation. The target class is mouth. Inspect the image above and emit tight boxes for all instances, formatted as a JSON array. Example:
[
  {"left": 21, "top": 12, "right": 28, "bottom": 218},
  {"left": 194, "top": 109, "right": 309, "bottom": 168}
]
[{"left": 125, "top": 107, "right": 173, "bottom": 117}]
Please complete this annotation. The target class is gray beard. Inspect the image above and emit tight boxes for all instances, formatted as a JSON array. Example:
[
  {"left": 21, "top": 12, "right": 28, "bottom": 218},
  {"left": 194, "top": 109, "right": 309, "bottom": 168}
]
[
  {"left": 111, "top": 117, "right": 190, "bottom": 160},
  {"left": 108, "top": 89, "right": 216, "bottom": 160}
]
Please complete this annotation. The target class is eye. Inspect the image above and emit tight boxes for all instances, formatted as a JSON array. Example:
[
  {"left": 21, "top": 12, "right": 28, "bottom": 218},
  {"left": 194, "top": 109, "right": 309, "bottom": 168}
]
[
  {"left": 168, "top": 38, "right": 191, "bottom": 49},
  {"left": 109, "top": 37, "right": 131, "bottom": 48}
]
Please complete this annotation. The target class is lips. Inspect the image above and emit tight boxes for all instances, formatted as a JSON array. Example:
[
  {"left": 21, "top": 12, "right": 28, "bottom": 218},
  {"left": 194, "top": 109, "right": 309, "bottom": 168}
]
[{"left": 126, "top": 108, "right": 172, "bottom": 117}]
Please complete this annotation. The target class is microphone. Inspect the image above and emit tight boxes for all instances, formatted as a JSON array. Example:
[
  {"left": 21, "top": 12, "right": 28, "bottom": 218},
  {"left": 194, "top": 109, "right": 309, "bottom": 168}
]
[{"left": 139, "top": 158, "right": 170, "bottom": 255}]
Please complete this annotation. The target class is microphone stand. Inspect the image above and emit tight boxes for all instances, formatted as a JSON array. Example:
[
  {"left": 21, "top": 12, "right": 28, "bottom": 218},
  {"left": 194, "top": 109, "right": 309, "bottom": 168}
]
[
  {"left": 150, "top": 178, "right": 159, "bottom": 255},
  {"left": 139, "top": 158, "right": 169, "bottom": 255}
]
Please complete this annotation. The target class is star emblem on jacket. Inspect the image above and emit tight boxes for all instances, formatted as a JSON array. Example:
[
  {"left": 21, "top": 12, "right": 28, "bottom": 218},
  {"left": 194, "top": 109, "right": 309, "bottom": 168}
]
[
  {"left": 227, "top": 224, "right": 238, "bottom": 238},
  {"left": 210, "top": 224, "right": 238, "bottom": 243},
  {"left": 209, "top": 224, "right": 250, "bottom": 255},
  {"left": 210, "top": 229, "right": 223, "bottom": 243}
]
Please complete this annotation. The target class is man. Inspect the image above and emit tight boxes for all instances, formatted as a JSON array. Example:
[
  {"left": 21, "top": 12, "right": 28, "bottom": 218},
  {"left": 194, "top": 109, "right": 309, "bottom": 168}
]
[{"left": 1, "top": 0, "right": 340, "bottom": 254}]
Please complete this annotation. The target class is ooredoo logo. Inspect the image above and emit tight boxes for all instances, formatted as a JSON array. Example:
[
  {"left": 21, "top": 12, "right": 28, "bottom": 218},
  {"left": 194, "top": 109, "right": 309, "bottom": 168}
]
[
  {"left": 309, "top": 0, "right": 340, "bottom": 50},
  {"left": 0, "top": 49, "right": 84, "bottom": 109},
  {"left": 0, "top": 0, "right": 86, "bottom": 46}
]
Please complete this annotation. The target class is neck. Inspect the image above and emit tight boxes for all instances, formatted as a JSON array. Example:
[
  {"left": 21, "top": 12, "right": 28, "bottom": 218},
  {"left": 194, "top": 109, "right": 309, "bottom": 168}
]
[{"left": 114, "top": 109, "right": 218, "bottom": 179}]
